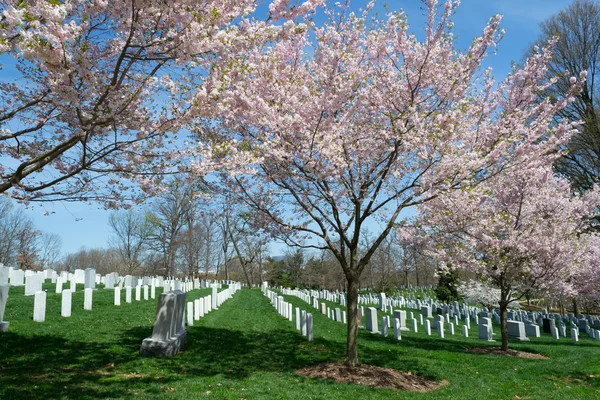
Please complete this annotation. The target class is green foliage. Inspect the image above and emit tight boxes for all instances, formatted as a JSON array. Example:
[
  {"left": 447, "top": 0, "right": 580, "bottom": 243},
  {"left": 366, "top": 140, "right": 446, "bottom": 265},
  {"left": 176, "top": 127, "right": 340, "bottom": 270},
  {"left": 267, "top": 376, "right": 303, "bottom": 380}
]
[{"left": 435, "top": 269, "right": 461, "bottom": 302}]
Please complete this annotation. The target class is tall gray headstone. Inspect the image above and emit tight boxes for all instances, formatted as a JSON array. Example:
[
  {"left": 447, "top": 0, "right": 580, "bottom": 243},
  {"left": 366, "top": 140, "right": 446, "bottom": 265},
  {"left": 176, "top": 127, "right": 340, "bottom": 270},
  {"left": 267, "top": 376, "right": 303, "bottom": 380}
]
[
  {"left": 365, "top": 307, "right": 378, "bottom": 333},
  {"left": 140, "top": 290, "right": 187, "bottom": 357}
]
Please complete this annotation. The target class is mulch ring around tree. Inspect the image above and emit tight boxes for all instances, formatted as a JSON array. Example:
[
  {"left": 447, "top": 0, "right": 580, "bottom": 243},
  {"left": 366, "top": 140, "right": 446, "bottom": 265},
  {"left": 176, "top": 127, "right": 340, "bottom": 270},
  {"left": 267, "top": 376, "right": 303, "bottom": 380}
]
[
  {"left": 295, "top": 363, "right": 447, "bottom": 392},
  {"left": 466, "top": 347, "right": 549, "bottom": 359}
]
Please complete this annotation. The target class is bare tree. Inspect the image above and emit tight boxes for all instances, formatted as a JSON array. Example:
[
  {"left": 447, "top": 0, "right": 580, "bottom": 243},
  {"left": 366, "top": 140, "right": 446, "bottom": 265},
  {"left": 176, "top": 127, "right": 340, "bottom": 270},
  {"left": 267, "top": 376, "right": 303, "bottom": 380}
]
[
  {"left": 38, "top": 232, "right": 62, "bottom": 270},
  {"left": 146, "top": 181, "right": 196, "bottom": 276},
  {"left": 532, "top": 0, "right": 600, "bottom": 197},
  {"left": 108, "top": 210, "right": 152, "bottom": 275}
]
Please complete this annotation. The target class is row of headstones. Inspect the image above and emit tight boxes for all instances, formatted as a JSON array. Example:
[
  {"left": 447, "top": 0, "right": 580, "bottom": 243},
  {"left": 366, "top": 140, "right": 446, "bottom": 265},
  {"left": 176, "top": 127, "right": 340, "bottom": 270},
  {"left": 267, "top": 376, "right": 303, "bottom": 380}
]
[
  {"left": 139, "top": 282, "right": 239, "bottom": 357},
  {"left": 27, "top": 280, "right": 228, "bottom": 323},
  {"left": 263, "top": 287, "right": 313, "bottom": 341},
  {"left": 185, "top": 283, "right": 241, "bottom": 327},
  {"left": 277, "top": 285, "right": 600, "bottom": 344}
]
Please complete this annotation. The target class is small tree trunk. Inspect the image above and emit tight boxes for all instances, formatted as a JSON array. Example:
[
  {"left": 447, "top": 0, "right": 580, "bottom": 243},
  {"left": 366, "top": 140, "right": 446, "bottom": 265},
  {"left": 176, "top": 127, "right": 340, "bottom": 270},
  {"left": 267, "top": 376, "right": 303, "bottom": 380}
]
[
  {"left": 572, "top": 298, "right": 579, "bottom": 316},
  {"left": 345, "top": 275, "right": 360, "bottom": 367},
  {"left": 500, "top": 301, "right": 509, "bottom": 351}
]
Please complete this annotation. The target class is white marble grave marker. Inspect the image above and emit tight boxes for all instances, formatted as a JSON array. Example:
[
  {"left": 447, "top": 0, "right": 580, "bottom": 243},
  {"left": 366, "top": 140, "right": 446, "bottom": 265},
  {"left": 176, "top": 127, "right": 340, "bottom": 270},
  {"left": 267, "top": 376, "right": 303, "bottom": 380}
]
[
  {"left": 33, "top": 291, "right": 46, "bottom": 322},
  {"left": 62, "top": 289, "right": 72, "bottom": 317},
  {"left": 84, "top": 288, "right": 93, "bottom": 310}
]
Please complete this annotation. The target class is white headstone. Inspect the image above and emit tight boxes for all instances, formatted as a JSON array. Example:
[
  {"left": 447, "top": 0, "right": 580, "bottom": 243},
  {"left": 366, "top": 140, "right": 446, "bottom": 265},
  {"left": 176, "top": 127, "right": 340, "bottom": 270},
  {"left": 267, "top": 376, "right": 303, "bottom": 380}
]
[
  {"left": 84, "top": 268, "right": 96, "bottom": 290},
  {"left": 295, "top": 307, "right": 301, "bottom": 331},
  {"left": 211, "top": 285, "right": 218, "bottom": 310},
  {"left": 187, "top": 302, "right": 194, "bottom": 326},
  {"left": 194, "top": 299, "right": 201, "bottom": 320},
  {"left": 55, "top": 277, "right": 63, "bottom": 294},
  {"left": 126, "top": 286, "right": 132, "bottom": 303},
  {"left": 114, "top": 286, "right": 121, "bottom": 306},
  {"left": 381, "top": 316, "right": 388, "bottom": 337},
  {"left": 33, "top": 291, "right": 46, "bottom": 322},
  {"left": 25, "top": 274, "right": 43, "bottom": 296},
  {"left": 365, "top": 307, "right": 379, "bottom": 333},
  {"left": 84, "top": 288, "right": 93, "bottom": 310},
  {"left": 0, "top": 284, "right": 10, "bottom": 331},
  {"left": 61, "top": 289, "right": 72, "bottom": 317}
]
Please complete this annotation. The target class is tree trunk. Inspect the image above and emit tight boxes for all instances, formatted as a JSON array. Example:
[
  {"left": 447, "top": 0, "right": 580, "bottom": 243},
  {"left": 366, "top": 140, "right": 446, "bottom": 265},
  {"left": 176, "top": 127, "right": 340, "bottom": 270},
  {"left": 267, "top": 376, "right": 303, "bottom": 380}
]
[
  {"left": 572, "top": 298, "right": 579, "bottom": 316},
  {"left": 500, "top": 301, "right": 509, "bottom": 351},
  {"left": 345, "top": 274, "right": 360, "bottom": 366}
]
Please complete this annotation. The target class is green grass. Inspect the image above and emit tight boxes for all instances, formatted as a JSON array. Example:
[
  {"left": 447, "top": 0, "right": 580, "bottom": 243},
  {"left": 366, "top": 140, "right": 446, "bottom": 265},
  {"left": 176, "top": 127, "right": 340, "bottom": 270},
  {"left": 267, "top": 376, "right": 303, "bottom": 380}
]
[{"left": 1, "top": 285, "right": 599, "bottom": 399}]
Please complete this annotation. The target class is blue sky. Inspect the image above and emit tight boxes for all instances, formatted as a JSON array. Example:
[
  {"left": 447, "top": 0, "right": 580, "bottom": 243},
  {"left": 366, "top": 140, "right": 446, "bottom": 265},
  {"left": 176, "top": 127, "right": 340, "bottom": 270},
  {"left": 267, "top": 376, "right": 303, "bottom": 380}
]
[{"left": 9, "top": 0, "right": 572, "bottom": 257}]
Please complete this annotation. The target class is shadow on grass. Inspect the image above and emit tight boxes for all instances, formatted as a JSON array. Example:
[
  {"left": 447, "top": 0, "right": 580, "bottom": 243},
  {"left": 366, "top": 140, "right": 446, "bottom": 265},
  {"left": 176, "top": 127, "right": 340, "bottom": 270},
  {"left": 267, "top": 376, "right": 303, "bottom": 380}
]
[
  {"left": 0, "top": 324, "right": 435, "bottom": 399},
  {"left": 0, "top": 328, "right": 155, "bottom": 400}
]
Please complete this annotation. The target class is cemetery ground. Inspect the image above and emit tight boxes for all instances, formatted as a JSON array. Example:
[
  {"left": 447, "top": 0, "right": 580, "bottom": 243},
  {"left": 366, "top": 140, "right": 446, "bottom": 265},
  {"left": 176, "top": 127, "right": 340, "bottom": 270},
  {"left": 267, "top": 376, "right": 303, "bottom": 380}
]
[{"left": 1, "top": 286, "right": 600, "bottom": 400}]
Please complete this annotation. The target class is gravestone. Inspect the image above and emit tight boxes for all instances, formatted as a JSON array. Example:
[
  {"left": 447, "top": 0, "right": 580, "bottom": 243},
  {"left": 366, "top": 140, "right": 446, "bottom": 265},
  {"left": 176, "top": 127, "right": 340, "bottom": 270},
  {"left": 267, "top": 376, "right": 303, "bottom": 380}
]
[
  {"left": 25, "top": 274, "right": 43, "bottom": 296},
  {"left": 301, "top": 310, "right": 307, "bottom": 336},
  {"left": 393, "top": 310, "right": 410, "bottom": 331},
  {"left": 140, "top": 290, "right": 187, "bottom": 357},
  {"left": 425, "top": 320, "right": 431, "bottom": 335},
  {"left": 0, "top": 284, "right": 9, "bottom": 331},
  {"left": 0, "top": 266, "right": 8, "bottom": 286},
  {"left": 378, "top": 293, "right": 387, "bottom": 312},
  {"left": 62, "top": 289, "right": 72, "bottom": 317},
  {"left": 507, "top": 321, "right": 529, "bottom": 341},
  {"left": 9, "top": 269, "right": 24, "bottom": 286},
  {"left": 412, "top": 318, "right": 418, "bottom": 333},
  {"left": 365, "top": 307, "right": 378, "bottom": 333},
  {"left": 84, "top": 268, "right": 96, "bottom": 290},
  {"left": 211, "top": 284, "right": 218, "bottom": 310},
  {"left": 571, "top": 328, "right": 579, "bottom": 342},
  {"left": 542, "top": 318, "right": 555, "bottom": 334},
  {"left": 126, "top": 286, "right": 132, "bottom": 303},
  {"left": 438, "top": 319, "right": 445, "bottom": 338},
  {"left": 84, "top": 288, "right": 93, "bottom": 310},
  {"left": 104, "top": 273, "right": 115, "bottom": 289},
  {"left": 393, "top": 318, "right": 401, "bottom": 340},
  {"left": 478, "top": 317, "right": 494, "bottom": 341},
  {"left": 525, "top": 323, "right": 540, "bottom": 338},
  {"left": 194, "top": 299, "right": 201, "bottom": 321},
  {"left": 381, "top": 316, "right": 389, "bottom": 337},
  {"left": 462, "top": 324, "right": 469, "bottom": 338},
  {"left": 74, "top": 269, "right": 85, "bottom": 284},
  {"left": 114, "top": 287, "right": 121, "bottom": 306},
  {"left": 421, "top": 306, "right": 432, "bottom": 318},
  {"left": 55, "top": 277, "right": 63, "bottom": 294},
  {"left": 186, "top": 302, "right": 194, "bottom": 326},
  {"left": 33, "top": 291, "right": 46, "bottom": 322},
  {"left": 306, "top": 313, "right": 314, "bottom": 342},
  {"left": 295, "top": 307, "right": 301, "bottom": 331}
]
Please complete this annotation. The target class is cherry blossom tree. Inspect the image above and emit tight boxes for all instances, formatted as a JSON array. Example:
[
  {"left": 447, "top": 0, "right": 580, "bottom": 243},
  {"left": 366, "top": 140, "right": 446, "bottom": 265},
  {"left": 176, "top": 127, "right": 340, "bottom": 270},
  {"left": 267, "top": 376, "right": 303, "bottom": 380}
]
[
  {"left": 409, "top": 166, "right": 600, "bottom": 351},
  {"left": 458, "top": 280, "right": 520, "bottom": 311},
  {"left": 190, "top": 0, "right": 584, "bottom": 365},
  {"left": 0, "top": 0, "right": 319, "bottom": 206}
]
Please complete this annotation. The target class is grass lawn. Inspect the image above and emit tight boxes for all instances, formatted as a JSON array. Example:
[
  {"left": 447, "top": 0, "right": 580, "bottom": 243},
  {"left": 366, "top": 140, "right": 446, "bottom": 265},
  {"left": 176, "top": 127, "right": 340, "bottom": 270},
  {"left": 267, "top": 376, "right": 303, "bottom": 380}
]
[{"left": 1, "top": 285, "right": 599, "bottom": 399}]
